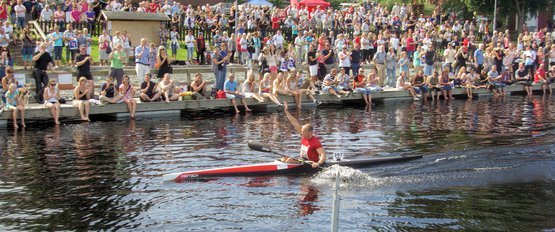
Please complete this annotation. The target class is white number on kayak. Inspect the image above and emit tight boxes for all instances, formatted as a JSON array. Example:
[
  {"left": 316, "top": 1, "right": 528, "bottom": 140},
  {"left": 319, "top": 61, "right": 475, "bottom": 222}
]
[{"left": 333, "top": 152, "right": 344, "bottom": 161}]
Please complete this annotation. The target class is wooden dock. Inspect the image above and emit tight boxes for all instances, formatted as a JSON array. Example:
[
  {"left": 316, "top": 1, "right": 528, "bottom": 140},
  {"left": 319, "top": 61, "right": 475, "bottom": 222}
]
[{"left": 0, "top": 65, "right": 549, "bottom": 127}]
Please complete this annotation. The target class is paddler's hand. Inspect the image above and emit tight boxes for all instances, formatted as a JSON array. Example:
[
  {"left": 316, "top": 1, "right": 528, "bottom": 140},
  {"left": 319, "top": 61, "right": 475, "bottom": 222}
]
[{"left": 311, "top": 162, "right": 320, "bottom": 168}]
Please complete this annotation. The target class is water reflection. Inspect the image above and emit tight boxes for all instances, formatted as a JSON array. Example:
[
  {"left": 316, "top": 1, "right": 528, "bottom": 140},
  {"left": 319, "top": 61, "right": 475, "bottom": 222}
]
[{"left": 0, "top": 96, "right": 554, "bottom": 230}]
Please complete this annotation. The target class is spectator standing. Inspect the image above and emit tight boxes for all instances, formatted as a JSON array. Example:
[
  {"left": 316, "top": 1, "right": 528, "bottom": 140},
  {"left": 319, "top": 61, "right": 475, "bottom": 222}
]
[
  {"left": 135, "top": 38, "right": 150, "bottom": 83},
  {"left": 321, "top": 43, "right": 335, "bottom": 75},
  {"left": 185, "top": 30, "right": 195, "bottom": 64},
  {"left": 75, "top": 45, "right": 94, "bottom": 98},
  {"left": 386, "top": 47, "right": 398, "bottom": 87},
  {"left": 32, "top": 42, "right": 53, "bottom": 103},
  {"left": 351, "top": 44, "right": 362, "bottom": 77},
  {"left": 196, "top": 32, "right": 206, "bottom": 65},
  {"left": 373, "top": 45, "right": 387, "bottom": 87}
]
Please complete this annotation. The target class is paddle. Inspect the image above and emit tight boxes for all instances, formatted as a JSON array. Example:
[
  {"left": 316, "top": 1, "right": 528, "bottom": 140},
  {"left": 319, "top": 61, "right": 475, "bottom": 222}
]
[{"left": 247, "top": 140, "right": 323, "bottom": 169}]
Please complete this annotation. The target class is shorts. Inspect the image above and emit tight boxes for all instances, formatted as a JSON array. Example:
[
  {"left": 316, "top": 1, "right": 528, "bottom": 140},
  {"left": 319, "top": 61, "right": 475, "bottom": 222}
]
[
  {"left": 309, "top": 65, "right": 318, "bottom": 76},
  {"left": 22, "top": 47, "right": 34, "bottom": 61},
  {"left": 79, "top": 73, "right": 93, "bottom": 80},
  {"left": 226, "top": 93, "right": 243, "bottom": 99},
  {"left": 518, "top": 81, "right": 532, "bottom": 86},
  {"left": 269, "top": 66, "right": 278, "bottom": 73},
  {"left": 442, "top": 85, "right": 453, "bottom": 91},
  {"left": 322, "top": 85, "right": 339, "bottom": 94}
]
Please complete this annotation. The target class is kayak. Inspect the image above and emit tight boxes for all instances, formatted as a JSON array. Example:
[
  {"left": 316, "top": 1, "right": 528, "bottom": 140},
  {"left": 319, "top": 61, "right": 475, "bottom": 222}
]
[{"left": 163, "top": 155, "right": 423, "bottom": 182}]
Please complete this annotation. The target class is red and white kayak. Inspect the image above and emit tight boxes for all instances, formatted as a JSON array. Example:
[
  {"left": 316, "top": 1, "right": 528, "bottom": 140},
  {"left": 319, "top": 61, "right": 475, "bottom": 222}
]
[{"left": 163, "top": 155, "right": 423, "bottom": 182}]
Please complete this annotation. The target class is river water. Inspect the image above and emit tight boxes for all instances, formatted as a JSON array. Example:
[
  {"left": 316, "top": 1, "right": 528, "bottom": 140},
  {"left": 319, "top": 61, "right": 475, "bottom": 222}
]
[{"left": 1, "top": 96, "right": 555, "bottom": 231}]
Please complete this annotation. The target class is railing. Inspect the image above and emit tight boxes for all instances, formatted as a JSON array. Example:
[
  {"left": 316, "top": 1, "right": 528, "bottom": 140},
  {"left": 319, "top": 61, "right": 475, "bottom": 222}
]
[{"left": 32, "top": 20, "right": 519, "bottom": 49}]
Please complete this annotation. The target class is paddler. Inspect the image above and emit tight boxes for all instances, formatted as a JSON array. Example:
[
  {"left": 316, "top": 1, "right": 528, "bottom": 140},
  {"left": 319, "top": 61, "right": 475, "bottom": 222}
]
[{"left": 281, "top": 101, "right": 326, "bottom": 168}]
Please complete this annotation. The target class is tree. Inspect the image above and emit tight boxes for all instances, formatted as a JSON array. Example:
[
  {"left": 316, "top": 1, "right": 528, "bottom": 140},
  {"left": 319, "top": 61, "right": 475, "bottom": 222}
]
[{"left": 462, "top": 0, "right": 551, "bottom": 32}]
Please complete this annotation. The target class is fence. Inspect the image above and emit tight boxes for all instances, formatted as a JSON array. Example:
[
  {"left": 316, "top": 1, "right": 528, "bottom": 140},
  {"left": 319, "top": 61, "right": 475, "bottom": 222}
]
[{"left": 32, "top": 20, "right": 519, "bottom": 50}]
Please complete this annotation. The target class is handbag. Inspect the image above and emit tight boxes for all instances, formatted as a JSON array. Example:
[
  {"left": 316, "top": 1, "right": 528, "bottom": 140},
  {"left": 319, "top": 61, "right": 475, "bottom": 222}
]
[{"left": 154, "top": 62, "right": 160, "bottom": 69}]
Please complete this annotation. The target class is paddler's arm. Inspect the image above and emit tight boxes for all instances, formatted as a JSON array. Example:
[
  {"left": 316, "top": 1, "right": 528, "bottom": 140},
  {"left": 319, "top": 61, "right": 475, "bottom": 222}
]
[
  {"left": 283, "top": 100, "right": 302, "bottom": 134},
  {"left": 312, "top": 147, "right": 326, "bottom": 168}
]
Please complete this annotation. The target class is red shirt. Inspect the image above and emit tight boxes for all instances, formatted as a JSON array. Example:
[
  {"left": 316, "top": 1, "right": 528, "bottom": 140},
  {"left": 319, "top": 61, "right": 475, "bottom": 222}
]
[
  {"left": 353, "top": 74, "right": 365, "bottom": 89},
  {"left": 535, "top": 69, "right": 546, "bottom": 83},
  {"left": 300, "top": 136, "right": 323, "bottom": 162},
  {"left": 147, "top": 3, "right": 159, "bottom": 13},
  {"left": 406, "top": 37, "right": 414, "bottom": 51},
  {"left": 354, "top": 36, "right": 361, "bottom": 47}
]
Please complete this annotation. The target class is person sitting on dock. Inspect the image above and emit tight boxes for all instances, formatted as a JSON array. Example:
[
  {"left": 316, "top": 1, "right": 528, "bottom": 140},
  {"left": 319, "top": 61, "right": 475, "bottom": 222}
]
[
  {"left": 281, "top": 101, "right": 326, "bottom": 168},
  {"left": 4, "top": 83, "right": 26, "bottom": 128},
  {"left": 43, "top": 79, "right": 61, "bottom": 125},
  {"left": 73, "top": 76, "right": 91, "bottom": 121},
  {"left": 288, "top": 71, "right": 320, "bottom": 106},
  {"left": 224, "top": 73, "right": 251, "bottom": 114},
  {"left": 427, "top": 71, "right": 442, "bottom": 100},
  {"left": 534, "top": 63, "right": 549, "bottom": 95},
  {"left": 515, "top": 63, "right": 533, "bottom": 96},
  {"left": 119, "top": 75, "right": 137, "bottom": 119},
  {"left": 353, "top": 69, "right": 372, "bottom": 105},
  {"left": 157, "top": 73, "right": 180, "bottom": 103},
  {"left": 486, "top": 65, "right": 503, "bottom": 97},
  {"left": 273, "top": 72, "right": 302, "bottom": 108},
  {"left": 411, "top": 70, "right": 429, "bottom": 99},
  {"left": 258, "top": 73, "right": 282, "bottom": 106},
  {"left": 396, "top": 71, "right": 420, "bottom": 100},
  {"left": 99, "top": 76, "right": 123, "bottom": 104},
  {"left": 190, "top": 73, "right": 209, "bottom": 100},
  {"left": 242, "top": 71, "right": 265, "bottom": 103},
  {"left": 139, "top": 73, "right": 162, "bottom": 102},
  {"left": 322, "top": 68, "right": 347, "bottom": 99},
  {"left": 439, "top": 69, "right": 454, "bottom": 100}
]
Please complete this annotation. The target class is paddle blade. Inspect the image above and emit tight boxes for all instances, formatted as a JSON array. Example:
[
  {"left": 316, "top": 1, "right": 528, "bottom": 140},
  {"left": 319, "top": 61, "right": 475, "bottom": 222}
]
[{"left": 247, "top": 141, "right": 273, "bottom": 153}]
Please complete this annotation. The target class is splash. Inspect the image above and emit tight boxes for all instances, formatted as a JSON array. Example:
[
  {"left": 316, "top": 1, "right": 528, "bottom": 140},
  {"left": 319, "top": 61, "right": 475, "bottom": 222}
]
[{"left": 310, "top": 165, "right": 383, "bottom": 190}]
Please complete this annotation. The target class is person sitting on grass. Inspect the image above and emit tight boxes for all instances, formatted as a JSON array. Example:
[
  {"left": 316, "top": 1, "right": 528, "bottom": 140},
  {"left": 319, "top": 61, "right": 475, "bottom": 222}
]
[
  {"left": 99, "top": 76, "right": 123, "bottom": 104},
  {"left": 225, "top": 73, "right": 252, "bottom": 114},
  {"left": 396, "top": 71, "right": 420, "bottom": 100},
  {"left": 119, "top": 75, "right": 137, "bottom": 119},
  {"left": 73, "top": 76, "right": 91, "bottom": 121},
  {"left": 157, "top": 73, "right": 180, "bottom": 103},
  {"left": 242, "top": 71, "right": 265, "bottom": 103},
  {"left": 140, "top": 73, "right": 162, "bottom": 102},
  {"left": 4, "top": 83, "right": 26, "bottom": 128}
]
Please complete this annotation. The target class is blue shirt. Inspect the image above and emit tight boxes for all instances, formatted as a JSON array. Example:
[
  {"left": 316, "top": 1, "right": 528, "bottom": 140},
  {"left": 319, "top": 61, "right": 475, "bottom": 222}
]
[
  {"left": 52, "top": 32, "right": 63, "bottom": 47},
  {"left": 219, "top": 50, "right": 228, "bottom": 67},
  {"left": 474, "top": 49, "right": 484, "bottom": 65},
  {"left": 224, "top": 80, "right": 238, "bottom": 92},
  {"left": 135, "top": 46, "right": 150, "bottom": 64}
]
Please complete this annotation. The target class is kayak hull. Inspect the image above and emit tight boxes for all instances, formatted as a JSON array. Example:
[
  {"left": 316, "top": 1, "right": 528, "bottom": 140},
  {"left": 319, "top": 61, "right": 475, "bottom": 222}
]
[{"left": 164, "top": 155, "right": 423, "bottom": 182}]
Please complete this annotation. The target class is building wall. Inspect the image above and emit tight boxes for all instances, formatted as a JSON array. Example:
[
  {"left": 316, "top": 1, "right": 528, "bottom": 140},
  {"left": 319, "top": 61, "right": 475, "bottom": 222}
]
[{"left": 110, "top": 21, "right": 161, "bottom": 48}]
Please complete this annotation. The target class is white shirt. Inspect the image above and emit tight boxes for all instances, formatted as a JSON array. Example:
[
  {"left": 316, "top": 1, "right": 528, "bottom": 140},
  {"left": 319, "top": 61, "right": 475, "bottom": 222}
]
[
  {"left": 390, "top": 37, "right": 400, "bottom": 50},
  {"left": 338, "top": 51, "right": 351, "bottom": 68},
  {"left": 443, "top": 48, "right": 456, "bottom": 63},
  {"left": 41, "top": 9, "right": 53, "bottom": 21},
  {"left": 185, "top": 35, "right": 195, "bottom": 48},
  {"left": 14, "top": 5, "right": 25, "bottom": 18}
]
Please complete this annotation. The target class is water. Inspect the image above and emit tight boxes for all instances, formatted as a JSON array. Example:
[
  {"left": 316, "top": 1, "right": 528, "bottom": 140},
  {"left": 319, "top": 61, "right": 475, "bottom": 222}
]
[{"left": 1, "top": 96, "right": 555, "bottom": 231}]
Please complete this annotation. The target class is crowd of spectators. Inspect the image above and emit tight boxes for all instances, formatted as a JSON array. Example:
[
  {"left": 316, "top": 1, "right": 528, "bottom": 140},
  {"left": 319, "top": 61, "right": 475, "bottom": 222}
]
[{"left": 0, "top": 1, "right": 555, "bottom": 128}]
